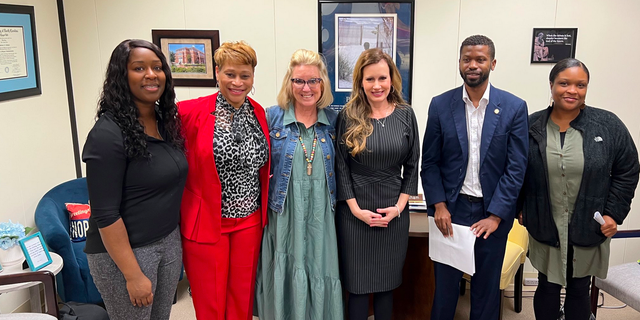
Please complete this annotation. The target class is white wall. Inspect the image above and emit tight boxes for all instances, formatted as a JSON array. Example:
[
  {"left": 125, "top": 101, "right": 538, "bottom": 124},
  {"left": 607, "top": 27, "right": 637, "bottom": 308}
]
[
  {"left": 0, "top": 0, "right": 77, "bottom": 313},
  {"left": 66, "top": 0, "right": 640, "bottom": 275},
  {"left": 2, "top": 0, "right": 638, "bottom": 313},
  {"left": 414, "top": 0, "right": 640, "bottom": 274}
]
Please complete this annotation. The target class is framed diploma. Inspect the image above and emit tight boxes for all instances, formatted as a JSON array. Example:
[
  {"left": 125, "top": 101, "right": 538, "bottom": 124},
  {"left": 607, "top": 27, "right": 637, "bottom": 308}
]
[
  {"left": 0, "top": 4, "right": 41, "bottom": 102},
  {"left": 18, "top": 232, "right": 52, "bottom": 271}
]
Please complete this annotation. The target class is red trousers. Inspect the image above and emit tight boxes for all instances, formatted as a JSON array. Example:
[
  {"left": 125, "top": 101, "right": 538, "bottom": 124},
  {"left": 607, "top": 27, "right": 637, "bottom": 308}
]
[{"left": 182, "top": 212, "right": 262, "bottom": 320}]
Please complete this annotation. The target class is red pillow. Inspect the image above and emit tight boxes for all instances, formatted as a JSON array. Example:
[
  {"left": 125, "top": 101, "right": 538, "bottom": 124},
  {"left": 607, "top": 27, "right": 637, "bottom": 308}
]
[{"left": 66, "top": 203, "right": 91, "bottom": 242}]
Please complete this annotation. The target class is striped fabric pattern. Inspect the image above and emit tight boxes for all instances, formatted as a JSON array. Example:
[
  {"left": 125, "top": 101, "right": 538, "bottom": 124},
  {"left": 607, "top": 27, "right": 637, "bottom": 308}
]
[{"left": 335, "top": 106, "right": 420, "bottom": 294}]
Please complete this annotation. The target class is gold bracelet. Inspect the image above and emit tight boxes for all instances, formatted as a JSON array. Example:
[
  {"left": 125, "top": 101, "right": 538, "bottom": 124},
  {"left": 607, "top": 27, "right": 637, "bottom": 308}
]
[{"left": 395, "top": 204, "right": 400, "bottom": 218}]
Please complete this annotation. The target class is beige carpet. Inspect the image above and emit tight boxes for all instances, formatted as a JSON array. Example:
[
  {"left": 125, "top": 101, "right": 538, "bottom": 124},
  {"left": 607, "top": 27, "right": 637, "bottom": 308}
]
[{"left": 169, "top": 279, "right": 640, "bottom": 319}]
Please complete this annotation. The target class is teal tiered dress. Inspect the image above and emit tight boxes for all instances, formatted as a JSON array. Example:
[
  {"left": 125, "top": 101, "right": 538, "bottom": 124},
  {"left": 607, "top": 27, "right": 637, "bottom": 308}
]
[{"left": 255, "top": 112, "right": 344, "bottom": 320}]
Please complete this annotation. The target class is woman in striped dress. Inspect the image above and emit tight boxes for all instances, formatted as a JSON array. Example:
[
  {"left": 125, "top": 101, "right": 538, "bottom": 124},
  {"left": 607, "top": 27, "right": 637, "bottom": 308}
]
[{"left": 335, "top": 48, "right": 420, "bottom": 320}]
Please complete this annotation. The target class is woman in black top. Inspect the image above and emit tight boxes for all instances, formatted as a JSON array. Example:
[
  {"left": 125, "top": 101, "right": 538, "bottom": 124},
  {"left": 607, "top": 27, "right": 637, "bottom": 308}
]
[
  {"left": 83, "top": 39, "right": 187, "bottom": 320},
  {"left": 335, "top": 48, "right": 420, "bottom": 320}
]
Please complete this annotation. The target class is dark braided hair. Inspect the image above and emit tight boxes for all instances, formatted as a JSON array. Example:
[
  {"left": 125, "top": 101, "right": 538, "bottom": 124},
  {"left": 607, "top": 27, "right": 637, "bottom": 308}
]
[{"left": 97, "top": 39, "right": 184, "bottom": 159}]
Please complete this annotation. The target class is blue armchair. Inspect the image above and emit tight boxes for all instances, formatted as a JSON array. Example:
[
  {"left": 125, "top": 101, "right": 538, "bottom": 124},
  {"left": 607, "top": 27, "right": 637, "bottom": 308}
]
[{"left": 34, "top": 178, "right": 102, "bottom": 304}]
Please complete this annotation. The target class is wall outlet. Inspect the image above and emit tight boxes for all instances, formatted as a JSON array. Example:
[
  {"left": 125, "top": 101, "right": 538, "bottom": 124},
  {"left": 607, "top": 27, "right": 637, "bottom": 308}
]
[{"left": 524, "top": 278, "right": 539, "bottom": 286}]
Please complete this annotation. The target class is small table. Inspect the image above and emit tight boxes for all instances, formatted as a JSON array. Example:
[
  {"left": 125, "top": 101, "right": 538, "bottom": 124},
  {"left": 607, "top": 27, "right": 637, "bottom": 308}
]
[{"left": 0, "top": 252, "right": 63, "bottom": 312}]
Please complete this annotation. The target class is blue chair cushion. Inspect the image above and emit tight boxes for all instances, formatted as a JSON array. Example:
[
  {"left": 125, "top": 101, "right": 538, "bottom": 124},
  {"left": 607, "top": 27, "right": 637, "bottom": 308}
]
[{"left": 35, "top": 178, "right": 102, "bottom": 304}]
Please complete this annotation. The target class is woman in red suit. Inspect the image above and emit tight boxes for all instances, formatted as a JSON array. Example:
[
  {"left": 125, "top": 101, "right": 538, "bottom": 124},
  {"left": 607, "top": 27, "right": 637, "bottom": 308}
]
[{"left": 178, "top": 41, "right": 270, "bottom": 320}]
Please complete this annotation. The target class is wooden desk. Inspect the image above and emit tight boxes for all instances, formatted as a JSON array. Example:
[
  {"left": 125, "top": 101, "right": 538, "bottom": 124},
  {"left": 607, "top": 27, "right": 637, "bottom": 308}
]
[{"left": 392, "top": 211, "right": 434, "bottom": 319}]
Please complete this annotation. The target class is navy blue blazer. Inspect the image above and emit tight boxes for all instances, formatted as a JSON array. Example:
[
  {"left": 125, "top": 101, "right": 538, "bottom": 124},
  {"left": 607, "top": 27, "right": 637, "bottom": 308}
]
[{"left": 420, "top": 85, "right": 529, "bottom": 236}]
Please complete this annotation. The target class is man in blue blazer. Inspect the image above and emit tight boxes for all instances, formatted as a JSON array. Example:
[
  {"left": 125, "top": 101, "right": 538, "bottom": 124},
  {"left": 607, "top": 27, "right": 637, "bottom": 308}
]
[{"left": 421, "top": 35, "right": 529, "bottom": 320}]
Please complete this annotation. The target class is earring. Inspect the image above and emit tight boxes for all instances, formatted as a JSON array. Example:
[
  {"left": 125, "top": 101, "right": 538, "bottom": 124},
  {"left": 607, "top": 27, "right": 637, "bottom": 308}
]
[
  {"left": 251, "top": 86, "right": 256, "bottom": 95},
  {"left": 390, "top": 86, "right": 396, "bottom": 94}
]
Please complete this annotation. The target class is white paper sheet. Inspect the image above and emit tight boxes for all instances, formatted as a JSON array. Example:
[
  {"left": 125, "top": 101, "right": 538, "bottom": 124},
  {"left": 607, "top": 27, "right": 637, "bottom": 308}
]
[
  {"left": 428, "top": 216, "right": 477, "bottom": 275},
  {"left": 593, "top": 211, "right": 605, "bottom": 225}
]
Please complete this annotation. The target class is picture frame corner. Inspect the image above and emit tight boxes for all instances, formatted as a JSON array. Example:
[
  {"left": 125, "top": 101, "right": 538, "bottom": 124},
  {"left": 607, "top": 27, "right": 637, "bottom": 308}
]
[
  {"left": 318, "top": 0, "right": 415, "bottom": 109},
  {"left": 18, "top": 231, "right": 52, "bottom": 271},
  {"left": 0, "top": 4, "right": 42, "bottom": 102},
  {"left": 151, "top": 29, "right": 220, "bottom": 87}
]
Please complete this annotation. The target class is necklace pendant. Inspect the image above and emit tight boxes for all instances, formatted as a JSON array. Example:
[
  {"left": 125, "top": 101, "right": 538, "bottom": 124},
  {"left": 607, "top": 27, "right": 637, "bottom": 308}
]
[{"left": 307, "top": 162, "right": 312, "bottom": 176}]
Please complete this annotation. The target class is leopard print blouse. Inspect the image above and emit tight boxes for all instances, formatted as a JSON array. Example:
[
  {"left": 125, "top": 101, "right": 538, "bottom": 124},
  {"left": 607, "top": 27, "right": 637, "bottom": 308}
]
[{"left": 213, "top": 94, "right": 268, "bottom": 218}]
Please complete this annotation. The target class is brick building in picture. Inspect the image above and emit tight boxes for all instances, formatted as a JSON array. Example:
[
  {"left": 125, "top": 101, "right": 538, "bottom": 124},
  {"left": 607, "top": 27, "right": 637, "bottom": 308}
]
[{"left": 174, "top": 46, "right": 206, "bottom": 65}]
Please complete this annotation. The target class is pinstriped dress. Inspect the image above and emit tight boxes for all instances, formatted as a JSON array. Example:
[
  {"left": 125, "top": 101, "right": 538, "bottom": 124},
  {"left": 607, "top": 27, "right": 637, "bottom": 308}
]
[{"left": 335, "top": 106, "right": 420, "bottom": 294}]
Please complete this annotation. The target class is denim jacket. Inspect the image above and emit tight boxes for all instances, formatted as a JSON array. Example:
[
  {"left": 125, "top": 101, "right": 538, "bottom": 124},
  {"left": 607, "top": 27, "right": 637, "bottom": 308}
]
[{"left": 266, "top": 105, "right": 338, "bottom": 214}]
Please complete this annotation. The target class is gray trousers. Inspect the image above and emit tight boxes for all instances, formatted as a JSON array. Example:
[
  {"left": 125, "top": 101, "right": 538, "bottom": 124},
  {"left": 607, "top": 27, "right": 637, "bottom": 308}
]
[{"left": 87, "top": 227, "right": 182, "bottom": 320}]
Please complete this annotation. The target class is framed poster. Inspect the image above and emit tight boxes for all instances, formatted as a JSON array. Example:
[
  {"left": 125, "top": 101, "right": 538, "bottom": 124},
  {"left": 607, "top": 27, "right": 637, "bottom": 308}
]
[
  {"left": 531, "top": 28, "right": 578, "bottom": 63},
  {"left": 152, "top": 29, "right": 220, "bottom": 87},
  {"left": 319, "top": 0, "right": 415, "bottom": 111},
  {"left": 18, "top": 232, "right": 52, "bottom": 271},
  {"left": 0, "top": 4, "right": 41, "bottom": 102}
]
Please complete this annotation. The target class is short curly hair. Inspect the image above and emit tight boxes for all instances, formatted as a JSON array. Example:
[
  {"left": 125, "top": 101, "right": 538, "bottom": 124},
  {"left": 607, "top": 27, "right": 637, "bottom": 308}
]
[{"left": 460, "top": 35, "right": 495, "bottom": 59}]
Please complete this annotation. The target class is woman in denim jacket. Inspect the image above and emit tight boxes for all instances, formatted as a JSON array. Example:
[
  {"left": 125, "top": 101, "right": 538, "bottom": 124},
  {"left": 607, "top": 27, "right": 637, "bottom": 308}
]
[{"left": 255, "top": 49, "right": 343, "bottom": 320}]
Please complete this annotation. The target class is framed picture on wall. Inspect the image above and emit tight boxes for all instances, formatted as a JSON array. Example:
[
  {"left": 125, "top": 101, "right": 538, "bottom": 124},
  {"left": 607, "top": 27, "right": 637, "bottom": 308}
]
[
  {"left": 334, "top": 13, "right": 398, "bottom": 92},
  {"left": 152, "top": 29, "right": 220, "bottom": 87},
  {"left": 530, "top": 28, "right": 578, "bottom": 63},
  {"left": 319, "top": 0, "right": 415, "bottom": 111},
  {"left": 0, "top": 4, "right": 41, "bottom": 102}
]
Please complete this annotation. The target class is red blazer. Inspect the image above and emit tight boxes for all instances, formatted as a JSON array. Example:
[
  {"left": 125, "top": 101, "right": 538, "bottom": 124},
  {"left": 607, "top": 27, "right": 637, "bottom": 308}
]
[{"left": 178, "top": 92, "right": 271, "bottom": 244}]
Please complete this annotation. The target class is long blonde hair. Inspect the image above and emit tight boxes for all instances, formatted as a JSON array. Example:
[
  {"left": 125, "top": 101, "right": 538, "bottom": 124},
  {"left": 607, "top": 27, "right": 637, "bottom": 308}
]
[
  {"left": 276, "top": 49, "right": 333, "bottom": 109},
  {"left": 342, "top": 48, "right": 405, "bottom": 156}
]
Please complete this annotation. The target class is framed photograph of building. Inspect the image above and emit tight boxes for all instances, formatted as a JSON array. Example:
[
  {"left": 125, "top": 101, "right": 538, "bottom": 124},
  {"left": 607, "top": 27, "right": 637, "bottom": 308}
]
[
  {"left": 319, "top": 0, "right": 415, "bottom": 111},
  {"left": 152, "top": 29, "right": 220, "bottom": 87},
  {"left": 531, "top": 28, "right": 578, "bottom": 63},
  {"left": 0, "top": 4, "right": 41, "bottom": 102}
]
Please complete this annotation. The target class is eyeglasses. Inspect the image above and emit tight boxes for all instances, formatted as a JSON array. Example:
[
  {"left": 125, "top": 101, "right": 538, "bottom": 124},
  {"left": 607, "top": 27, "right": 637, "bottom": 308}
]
[{"left": 291, "top": 78, "right": 322, "bottom": 88}]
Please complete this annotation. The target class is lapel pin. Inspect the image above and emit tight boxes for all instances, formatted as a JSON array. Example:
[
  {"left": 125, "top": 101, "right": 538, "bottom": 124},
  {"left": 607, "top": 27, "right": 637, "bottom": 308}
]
[
  {"left": 494, "top": 108, "right": 500, "bottom": 114},
  {"left": 594, "top": 136, "right": 603, "bottom": 142}
]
